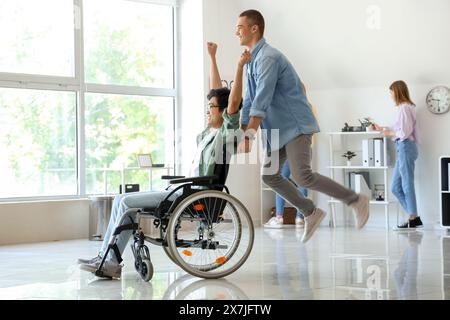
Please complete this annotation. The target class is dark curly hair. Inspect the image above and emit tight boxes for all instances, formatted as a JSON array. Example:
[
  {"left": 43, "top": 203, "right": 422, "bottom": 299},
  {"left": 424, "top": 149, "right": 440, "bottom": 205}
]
[
  {"left": 207, "top": 87, "right": 243, "bottom": 111},
  {"left": 207, "top": 87, "right": 230, "bottom": 111}
]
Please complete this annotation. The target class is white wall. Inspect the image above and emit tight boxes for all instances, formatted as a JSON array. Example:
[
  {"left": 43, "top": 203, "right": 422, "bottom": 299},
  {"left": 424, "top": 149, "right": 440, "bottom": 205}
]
[
  {"left": 202, "top": 0, "right": 450, "bottom": 228},
  {"left": 176, "top": 0, "right": 205, "bottom": 175}
]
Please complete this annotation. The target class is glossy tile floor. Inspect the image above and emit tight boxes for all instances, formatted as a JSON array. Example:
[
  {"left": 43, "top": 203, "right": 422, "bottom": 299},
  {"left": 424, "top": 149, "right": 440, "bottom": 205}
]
[{"left": 1, "top": 226, "right": 450, "bottom": 300}]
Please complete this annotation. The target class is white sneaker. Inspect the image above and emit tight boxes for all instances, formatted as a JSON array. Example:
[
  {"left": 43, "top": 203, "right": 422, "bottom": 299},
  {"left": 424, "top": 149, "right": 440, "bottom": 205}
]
[
  {"left": 264, "top": 217, "right": 292, "bottom": 229},
  {"left": 301, "top": 208, "right": 326, "bottom": 243},
  {"left": 350, "top": 194, "right": 370, "bottom": 229},
  {"left": 295, "top": 217, "right": 305, "bottom": 229},
  {"left": 77, "top": 255, "right": 102, "bottom": 265}
]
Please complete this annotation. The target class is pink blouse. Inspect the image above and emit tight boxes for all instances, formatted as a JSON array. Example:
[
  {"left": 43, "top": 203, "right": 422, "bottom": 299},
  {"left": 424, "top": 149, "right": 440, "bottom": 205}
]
[{"left": 391, "top": 103, "right": 418, "bottom": 142}]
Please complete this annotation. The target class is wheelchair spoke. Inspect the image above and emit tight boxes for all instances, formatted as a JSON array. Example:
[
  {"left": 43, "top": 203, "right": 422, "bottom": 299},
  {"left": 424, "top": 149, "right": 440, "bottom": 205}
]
[{"left": 201, "top": 200, "right": 214, "bottom": 228}]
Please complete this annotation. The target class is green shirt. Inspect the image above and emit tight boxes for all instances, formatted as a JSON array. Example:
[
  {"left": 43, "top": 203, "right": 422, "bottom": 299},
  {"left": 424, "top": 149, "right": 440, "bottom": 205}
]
[{"left": 195, "top": 110, "right": 240, "bottom": 177}]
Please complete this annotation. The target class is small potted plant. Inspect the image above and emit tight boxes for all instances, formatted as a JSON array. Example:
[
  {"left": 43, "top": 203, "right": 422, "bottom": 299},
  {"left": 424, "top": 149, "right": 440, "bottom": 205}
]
[
  {"left": 342, "top": 151, "right": 357, "bottom": 166},
  {"left": 360, "top": 117, "right": 375, "bottom": 131}
]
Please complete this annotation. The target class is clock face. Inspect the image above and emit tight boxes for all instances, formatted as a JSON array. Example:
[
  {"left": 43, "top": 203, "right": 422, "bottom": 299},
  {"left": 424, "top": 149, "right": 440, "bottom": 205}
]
[{"left": 426, "top": 86, "right": 450, "bottom": 114}]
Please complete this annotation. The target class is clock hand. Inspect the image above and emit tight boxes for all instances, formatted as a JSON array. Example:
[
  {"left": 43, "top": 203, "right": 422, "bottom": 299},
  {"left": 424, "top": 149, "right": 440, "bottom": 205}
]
[{"left": 431, "top": 99, "right": 441, "bottom": 107}]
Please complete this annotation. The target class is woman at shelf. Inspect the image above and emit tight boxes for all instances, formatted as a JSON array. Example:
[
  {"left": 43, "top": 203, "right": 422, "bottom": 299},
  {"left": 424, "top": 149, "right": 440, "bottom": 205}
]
[{"left": 372, "top": 80, "right": 422, "bottom": 230}]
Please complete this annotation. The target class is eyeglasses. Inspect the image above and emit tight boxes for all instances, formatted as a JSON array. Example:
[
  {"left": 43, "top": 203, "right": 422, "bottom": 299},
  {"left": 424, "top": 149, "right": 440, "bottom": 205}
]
[{"left": 207, "top": 103, "right": 221, "bottom": 110}]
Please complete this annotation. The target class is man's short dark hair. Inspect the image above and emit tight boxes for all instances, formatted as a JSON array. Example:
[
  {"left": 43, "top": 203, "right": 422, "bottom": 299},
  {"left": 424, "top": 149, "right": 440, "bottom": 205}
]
[
  {"left": 207, "top": 87, "right": 230, "bottom": 111},
  {"left": 239, "top": 9, "right": 265, "bottom": 36}
]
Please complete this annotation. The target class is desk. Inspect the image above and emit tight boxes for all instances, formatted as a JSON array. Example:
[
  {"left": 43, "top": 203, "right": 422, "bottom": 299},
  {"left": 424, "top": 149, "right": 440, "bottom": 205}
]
[{"left": 95, "top": 166, "right": 174, "bottom": 194}]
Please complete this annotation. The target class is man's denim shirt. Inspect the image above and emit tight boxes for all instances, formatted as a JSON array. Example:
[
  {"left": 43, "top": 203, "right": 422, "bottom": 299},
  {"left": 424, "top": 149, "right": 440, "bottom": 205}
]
[{"left": 240, "top": 38, "right": 320, "bottom": 151}]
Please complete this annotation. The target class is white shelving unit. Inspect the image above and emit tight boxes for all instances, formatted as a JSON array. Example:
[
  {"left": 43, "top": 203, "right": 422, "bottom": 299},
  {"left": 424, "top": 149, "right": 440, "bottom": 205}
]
[
  {"left": 440, "top": 156, "right": 450, "bottom": 229},
  {"left": 327, "top": 131, "right": 397, "bottom": 229}
]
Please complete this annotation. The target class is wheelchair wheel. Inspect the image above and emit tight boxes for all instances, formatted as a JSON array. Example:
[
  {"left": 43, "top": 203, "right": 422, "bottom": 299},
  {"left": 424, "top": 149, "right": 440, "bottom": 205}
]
[
  {"left": 160, "top": 227, "right": 179, "bottom": 266},
  {"left": 140, "top": 258, "right": 154, "bottom": 282},
  {"left": 166, "top": 190, "right": 254, "bottom": 279}
]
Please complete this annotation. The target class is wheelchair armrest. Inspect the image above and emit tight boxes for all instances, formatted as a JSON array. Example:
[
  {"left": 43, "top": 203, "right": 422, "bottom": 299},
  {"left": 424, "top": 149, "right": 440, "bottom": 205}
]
[
  {"left": 161, "top": 175, "right": 185, "bottom": 180},
  {"left": 169, "top": 175, "right": 219, "bottom": 185}
]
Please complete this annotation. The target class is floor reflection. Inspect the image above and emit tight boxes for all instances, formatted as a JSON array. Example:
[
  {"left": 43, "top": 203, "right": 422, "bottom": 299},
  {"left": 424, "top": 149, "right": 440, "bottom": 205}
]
[
  {"left": 1, "top": 228, "right": 449, "bottom": 300},
  {"left": 160, "top": 274, "right": 249, "bottom": 300},
  {"left": 264, "top": 229, "right": 314, "bottom": 299},
  {"left": 76, "top": 268, "right": 250, "bottom": 300},
  {"left": 331, "top": 253, "right": 390, "bottom": 300},
  {"left": 393, "top": 232, "right": 423, "bottom": 300},
  {"left": 441, "top": 235, "right": 450, "bottom": 299}
]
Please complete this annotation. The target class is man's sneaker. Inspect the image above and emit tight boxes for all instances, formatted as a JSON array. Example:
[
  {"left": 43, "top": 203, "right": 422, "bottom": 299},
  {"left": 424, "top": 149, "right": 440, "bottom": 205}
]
[
  {"left": 350, "top": 194, "right": 370, "bottom": 229},
  {"left": 80, "top": 260, "right": 122, "bottom": 279},
  {"left": 77, "top": 255, "right": 102, "bottom": 265},
  {"left": 264, "top": 216, "right": 293, "bottom": 229},
  {"left": 393, "top": 216, "right": 423, "bottom": 231},
  {"left": 295, "top": 217, "right": 305, "bottom": 229},
  {"left": 301, "top": 208, "right": 326, "bottom": 243}
]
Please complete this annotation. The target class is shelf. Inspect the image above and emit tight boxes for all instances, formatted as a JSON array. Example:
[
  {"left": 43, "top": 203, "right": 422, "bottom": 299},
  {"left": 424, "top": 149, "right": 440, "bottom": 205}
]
[
  {"left": 442, "top": 191, "right": 450, "bottom": 194},
  {"left": 327, "top": 132, "right": 383, "bottom": 136},
  {"left": 262, "top": 188, "right": 273, "bottom": 191},
  {"left": 327, "top": 166, "right": 388, "bottom": 169},
  {"left": 328, "top": 199, "right": 395, "bottom": 205},
  {"left": 335, "top": 286, "right": 389, "bottom": 292}
]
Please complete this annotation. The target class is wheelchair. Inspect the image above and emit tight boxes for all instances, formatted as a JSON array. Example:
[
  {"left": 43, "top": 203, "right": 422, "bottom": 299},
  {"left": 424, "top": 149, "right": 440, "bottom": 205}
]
[{"left": 94, "top": 161, "right": 255, "bottom": 281}]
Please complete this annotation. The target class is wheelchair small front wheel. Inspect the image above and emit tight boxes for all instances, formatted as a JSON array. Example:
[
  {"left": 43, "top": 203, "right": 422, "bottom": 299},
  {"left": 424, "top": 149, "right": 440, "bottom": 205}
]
[
  {"left": 134, "top": 258, "right": 141, "bottom": 273},
  {"left": 140, "top": 259, "right": 154, "bottom": 282},
  {"left": 167, "top": 190, "right": 254, "bottom": 279}
]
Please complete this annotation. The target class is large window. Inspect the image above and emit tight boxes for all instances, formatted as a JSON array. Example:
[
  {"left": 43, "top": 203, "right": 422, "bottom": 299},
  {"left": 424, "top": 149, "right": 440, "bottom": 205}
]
[
  {"left": 85, "top": 94, "right": 174, "bottom": 194},
  {"left": 84, "top": 0, "right": 173, "bottom": 88},
  {"left": 0, "top": 0, "right": 176, "bottom": 200},
  {"left": 0, "top": 0, "right": 75, "bottom": 77},
  {"left": 0, "top": 88, "right": 77, "bottom": 197}
]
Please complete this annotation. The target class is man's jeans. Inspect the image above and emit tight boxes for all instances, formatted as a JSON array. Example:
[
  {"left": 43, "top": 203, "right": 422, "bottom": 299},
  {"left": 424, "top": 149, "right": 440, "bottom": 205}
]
[
  {"left": 99, "top": 190, "right": 176, "bottom": 263},
  {"left": 263, "top": 134, "right": 358, "bottom": 216},
  {"left": 391, "top": 139, "right": 418, "bottom": 215}
]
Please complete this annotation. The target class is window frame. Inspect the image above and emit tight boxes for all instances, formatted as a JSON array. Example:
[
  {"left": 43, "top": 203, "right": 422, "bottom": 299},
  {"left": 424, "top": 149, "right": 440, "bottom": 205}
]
[{"left": 0, "top": 0, "right": 178, "bottom": 201}]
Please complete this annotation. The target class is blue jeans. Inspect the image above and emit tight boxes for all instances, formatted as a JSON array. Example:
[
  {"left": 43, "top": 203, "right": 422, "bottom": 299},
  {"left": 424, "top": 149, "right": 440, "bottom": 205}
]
[
  {"left": 391, "top": 139, "right": 418, "bottom": 215},
  {"left": 99, "top": 190, "right": 177, "bottom": 263},
  {"left": 275, "top": 161, "right": 307, "bottom": 218}
]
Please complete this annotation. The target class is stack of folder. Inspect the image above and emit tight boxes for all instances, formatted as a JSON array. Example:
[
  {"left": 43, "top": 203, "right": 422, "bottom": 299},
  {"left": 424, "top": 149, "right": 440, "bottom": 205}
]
[{"left": 362, "top": 138, "right": 384, "bottom": 167}]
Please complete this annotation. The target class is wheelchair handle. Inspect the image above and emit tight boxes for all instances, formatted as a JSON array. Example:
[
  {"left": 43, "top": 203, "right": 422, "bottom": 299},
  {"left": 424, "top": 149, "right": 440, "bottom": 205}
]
[
  {"left": 161, "top": 175, "right": 185, "bottom": 180},
  {"left": 169, "top": 175, "right": 219, "bottom": 184}
]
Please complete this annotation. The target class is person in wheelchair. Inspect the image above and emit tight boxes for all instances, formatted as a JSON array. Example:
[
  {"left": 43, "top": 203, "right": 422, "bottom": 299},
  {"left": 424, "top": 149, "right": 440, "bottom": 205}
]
[{"left": 78, "top": 43, "right": 252, "bottom": 279}]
